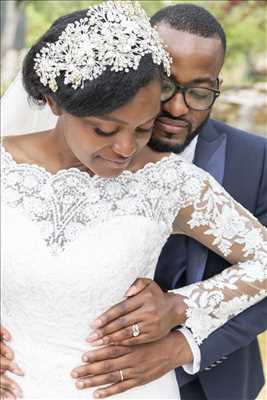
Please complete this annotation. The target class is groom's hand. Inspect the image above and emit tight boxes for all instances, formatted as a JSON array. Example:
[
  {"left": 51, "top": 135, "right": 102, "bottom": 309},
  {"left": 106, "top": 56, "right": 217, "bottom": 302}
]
[
  {"left": 87, "top": 278, "right": 186, "bottom": 346},
  {"left": 71, "top": 331, "right": 193, "bottom": 398}
]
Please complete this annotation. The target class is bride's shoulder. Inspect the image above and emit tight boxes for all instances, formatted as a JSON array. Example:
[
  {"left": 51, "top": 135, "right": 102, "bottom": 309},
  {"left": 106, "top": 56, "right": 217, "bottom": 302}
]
[{"left": 1, "top": 133, "right": 46, "bottom": 164}]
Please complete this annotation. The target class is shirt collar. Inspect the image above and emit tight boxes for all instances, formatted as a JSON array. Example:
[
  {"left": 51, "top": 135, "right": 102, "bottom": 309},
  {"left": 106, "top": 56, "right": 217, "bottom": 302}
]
[{"left": 180, "top": 135, "right": 198, "bottom": 163}]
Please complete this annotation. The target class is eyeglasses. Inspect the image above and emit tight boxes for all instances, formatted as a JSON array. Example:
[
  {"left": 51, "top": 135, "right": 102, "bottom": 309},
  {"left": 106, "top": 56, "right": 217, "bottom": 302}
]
[{"left": 161, "top": 76, "right": 220, "bottom": 111}]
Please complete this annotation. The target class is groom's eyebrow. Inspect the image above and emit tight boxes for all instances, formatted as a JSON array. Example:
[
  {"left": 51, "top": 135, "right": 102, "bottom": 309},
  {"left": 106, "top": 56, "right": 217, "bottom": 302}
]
[
  {"left": 188, "top": 77, "right": 216, "bottom": 86},
  {"left": 172, "top": 75, "right": 216, "bottom": 87}
]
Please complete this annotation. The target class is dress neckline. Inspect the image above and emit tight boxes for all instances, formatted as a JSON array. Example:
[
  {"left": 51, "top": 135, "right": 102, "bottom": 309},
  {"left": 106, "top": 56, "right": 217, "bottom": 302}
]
[{"left": 0, "top": 143, "right": 179, "bottom": 181}]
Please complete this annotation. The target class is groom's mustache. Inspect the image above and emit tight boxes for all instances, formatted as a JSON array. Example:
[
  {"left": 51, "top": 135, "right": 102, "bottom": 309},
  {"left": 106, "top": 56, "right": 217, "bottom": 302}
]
[{"left": 155, "top": 111, "right": 193, "bottom": 134}]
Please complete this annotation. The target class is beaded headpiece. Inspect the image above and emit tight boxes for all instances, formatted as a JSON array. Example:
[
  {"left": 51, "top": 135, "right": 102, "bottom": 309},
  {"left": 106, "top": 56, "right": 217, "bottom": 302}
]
[{"left": 34, "top": 1, "right": 171, "bottom": 92}]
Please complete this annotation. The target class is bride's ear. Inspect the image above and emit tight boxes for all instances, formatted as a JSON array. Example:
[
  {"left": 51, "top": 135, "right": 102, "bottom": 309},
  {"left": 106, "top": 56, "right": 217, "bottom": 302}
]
[{"left": 45, "top": 96, "right": 63, "bottom": 116}]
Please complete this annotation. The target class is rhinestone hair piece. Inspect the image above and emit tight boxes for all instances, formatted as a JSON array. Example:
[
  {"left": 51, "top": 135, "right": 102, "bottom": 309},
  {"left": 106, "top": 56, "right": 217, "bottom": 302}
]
[{"left": 33, "top": 1, "right": 171, "bottom": 92}]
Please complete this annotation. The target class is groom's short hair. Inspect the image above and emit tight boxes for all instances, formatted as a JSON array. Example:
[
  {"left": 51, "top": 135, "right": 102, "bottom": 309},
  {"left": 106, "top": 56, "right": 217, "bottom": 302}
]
[{"left": 150, "top": 3, "right": 226, "bottom": 54}]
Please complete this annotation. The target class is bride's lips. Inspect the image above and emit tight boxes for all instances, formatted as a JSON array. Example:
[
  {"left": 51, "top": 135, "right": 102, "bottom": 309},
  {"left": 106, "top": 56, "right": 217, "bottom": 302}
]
[
  {"left": 101, "top": 157, "right": 132, "bottom": 169},
  {"left": 155, "top": 118, "right": 189, "bottom": 135}
]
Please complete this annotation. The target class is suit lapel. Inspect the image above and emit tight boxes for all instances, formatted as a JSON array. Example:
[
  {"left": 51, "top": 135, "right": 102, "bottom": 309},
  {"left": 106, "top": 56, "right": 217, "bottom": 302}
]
[{"left": 186, "top": 121, "right": 227, "bottom": 283}]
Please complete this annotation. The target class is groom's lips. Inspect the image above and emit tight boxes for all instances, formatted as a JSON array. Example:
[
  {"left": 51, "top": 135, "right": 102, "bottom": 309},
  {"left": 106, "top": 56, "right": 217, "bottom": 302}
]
[{"left": 155, "top": 118, "right": 189, "bottom": 135}]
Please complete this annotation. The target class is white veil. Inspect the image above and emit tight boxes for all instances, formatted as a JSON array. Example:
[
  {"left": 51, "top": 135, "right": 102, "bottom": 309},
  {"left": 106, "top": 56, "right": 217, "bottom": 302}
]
[{"left": 1, "top": 72, "right": 57, "bottom": 136}]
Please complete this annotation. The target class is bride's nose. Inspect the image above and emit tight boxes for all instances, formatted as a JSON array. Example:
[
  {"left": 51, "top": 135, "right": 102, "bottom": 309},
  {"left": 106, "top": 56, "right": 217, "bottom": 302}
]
[{"left": 112, "top": 132, "right": 137, "bottom": 158}]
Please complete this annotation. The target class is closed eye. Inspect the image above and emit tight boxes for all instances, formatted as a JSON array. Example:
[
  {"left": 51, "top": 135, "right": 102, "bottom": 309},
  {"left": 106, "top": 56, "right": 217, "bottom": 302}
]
[
  {"left": 135, "top": 126, "right": 154, "bottom": 134},
  {"left": 95, "top": 125, "right": 154, "bottom": 137},
  {"left": 94, "top": 128, "right": 119, "bottom": 137}
]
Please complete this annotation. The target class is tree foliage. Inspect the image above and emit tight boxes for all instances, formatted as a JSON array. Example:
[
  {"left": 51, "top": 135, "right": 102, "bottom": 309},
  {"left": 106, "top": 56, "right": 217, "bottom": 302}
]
[
  {"left": 24, "top": 0, "right": 267, "bottom": 83},
  {"left": 24, "top": 0, "right": 166, "bottom": 46}
]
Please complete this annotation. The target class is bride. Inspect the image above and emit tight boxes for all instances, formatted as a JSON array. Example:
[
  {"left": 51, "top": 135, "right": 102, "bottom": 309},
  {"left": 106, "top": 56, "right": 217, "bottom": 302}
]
[{"left": 1, "top": 1, "right": 266, "bottom": 399}]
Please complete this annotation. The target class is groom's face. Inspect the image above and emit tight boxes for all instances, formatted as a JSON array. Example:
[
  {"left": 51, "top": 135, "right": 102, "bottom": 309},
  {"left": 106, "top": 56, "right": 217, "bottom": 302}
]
[{"left": 150, "top": 25, "right": 224, "bottom": 154}]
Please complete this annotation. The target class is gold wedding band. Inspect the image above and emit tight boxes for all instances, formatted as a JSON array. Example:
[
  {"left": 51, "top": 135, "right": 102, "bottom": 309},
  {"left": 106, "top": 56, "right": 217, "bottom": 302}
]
[
  {"left": 120, "top": 369, "right": 124, "bottom": 382},
  {"left": 132, "top": 323, "right": 140, "bottom": 337}
]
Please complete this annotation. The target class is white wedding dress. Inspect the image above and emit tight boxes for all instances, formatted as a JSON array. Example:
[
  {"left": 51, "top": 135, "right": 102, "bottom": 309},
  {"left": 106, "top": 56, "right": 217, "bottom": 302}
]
[{"left": 1, "top": 144, "right": 266, "bottom": 399}]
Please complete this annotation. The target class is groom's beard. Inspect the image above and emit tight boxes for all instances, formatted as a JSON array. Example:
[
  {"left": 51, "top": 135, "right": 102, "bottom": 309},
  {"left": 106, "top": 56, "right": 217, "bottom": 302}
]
[{"left": 148, "top": 113, "right": 211, "bottom": 154}]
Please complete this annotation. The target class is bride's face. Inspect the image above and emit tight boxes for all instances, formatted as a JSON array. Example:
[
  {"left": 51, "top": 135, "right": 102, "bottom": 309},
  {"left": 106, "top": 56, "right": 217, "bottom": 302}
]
[{"left": 59, "top": 79, "right": 161, "bottom": 177}]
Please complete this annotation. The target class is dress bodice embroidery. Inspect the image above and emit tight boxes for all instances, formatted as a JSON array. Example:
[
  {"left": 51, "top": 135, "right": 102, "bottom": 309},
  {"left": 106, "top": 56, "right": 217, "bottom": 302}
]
[
  {"left": 1, "top": 143, "right": 266, "bottom": 350},
  {"left": 2, "top": 145, "right": 187, "bottom": 254}
]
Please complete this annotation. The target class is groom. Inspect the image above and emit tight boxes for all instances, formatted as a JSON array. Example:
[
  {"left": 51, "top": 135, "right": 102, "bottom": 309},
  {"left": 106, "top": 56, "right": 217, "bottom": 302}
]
[
  {"left": 72, "top": 4, "right": 267, "bottom": 400},
  {"left": 151, "top": 4, "right": 267, "bottom": 400}
]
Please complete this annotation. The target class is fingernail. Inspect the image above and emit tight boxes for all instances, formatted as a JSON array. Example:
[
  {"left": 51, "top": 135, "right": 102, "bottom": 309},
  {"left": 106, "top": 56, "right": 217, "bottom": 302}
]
[
  {"left": 71, "top": 371, "right": 78, "bottom": 378},
  {"left": 87, "top": 332, "right": 99, "bottom": 342},
  {"left": 82, "top": 355, "right": 89, "bottom": 362},
  {"left": 94, "top": 392, "right": 101, "bottom": 399},
  {"left": 91, "top": 339, "right": 104, "bottom": 346},
  {"left": 3, "top": 334, "right": 10, "bottom": 341},
  {"left": 90, "top": 319, "right": 102, "bottom": 328},
  {"left": 77, "top": 381, "right": 85, "bottom": 389},
  {"left": 11, "top": 363, "right": 24, "bottom": 376},
  {"left": 125, "top": 285, "right": 137, "bottom": 297}
]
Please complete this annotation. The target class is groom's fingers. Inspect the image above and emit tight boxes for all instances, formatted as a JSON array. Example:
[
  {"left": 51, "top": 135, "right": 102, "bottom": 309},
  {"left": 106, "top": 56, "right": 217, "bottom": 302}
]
[
  {"left": 76, "top": 372, "right": 120, "bottom": 389},
  {"left": 72, "top": 347, "right": 130, "bottom": 378},
  {"left": 72, "top": 356, "right": 125, "bottom": 378},
  {"left": 124, "top": 278, "right": 152, "bottom": 297},
  {"left": 92, "top": 379, "right": 137, "bottom": 398},
  {"left": 90, "top": 295, "right": 143, "bottom": 331},
  {"left": 82, "top": 345, "right": 131, "bottom": 364},
  {"left": 75, "top": 368, "right": 133, "bottom": 390}
]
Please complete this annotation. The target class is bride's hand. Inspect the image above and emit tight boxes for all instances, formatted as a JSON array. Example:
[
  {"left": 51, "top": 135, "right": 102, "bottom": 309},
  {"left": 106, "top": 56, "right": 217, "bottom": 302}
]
[
  {"left": 0, "top": 326, "right": 24, "bottom": 377},
  {"left": 0, "top": 326, "right": 24, "bottom": 399},
  {"left": 87, "top": 278, "right": 186, "bottom": 346},
  {"left": 0, "top": 375, "right": 23, "bottom": 399}
]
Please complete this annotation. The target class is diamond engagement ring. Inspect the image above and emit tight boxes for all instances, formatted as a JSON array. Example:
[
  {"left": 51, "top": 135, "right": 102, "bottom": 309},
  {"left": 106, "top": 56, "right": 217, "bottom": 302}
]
[{"left": 132, "top": 323, "right": 140, "bottom": 337}]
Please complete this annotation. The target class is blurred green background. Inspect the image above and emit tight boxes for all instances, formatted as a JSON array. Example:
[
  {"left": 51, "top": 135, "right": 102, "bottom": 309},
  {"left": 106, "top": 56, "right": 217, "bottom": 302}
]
[
  {"left": 1, "top": 0, "right": 266, "bottom": 136},
  {"left": 2, "top": 1, "right": 267, "bottom": 81},
  {"left": 29, "top": 1, "right": 266, "bottom": 83}
]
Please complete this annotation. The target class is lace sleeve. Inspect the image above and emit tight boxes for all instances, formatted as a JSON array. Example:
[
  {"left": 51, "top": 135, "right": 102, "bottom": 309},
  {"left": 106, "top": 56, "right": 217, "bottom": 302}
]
[{"left": 171, "top": 167, "right": 267, "bottom": 345}]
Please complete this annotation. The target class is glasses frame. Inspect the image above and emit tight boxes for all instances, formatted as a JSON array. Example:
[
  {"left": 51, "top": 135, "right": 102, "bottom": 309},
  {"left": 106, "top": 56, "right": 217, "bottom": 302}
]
[{"left": 161, "top": 77, "right": 221, "bottom": 111}]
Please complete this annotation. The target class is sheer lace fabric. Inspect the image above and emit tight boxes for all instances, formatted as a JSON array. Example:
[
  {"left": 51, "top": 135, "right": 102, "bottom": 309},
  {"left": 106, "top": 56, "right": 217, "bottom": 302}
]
[
  {"left": 2, "top": 144, "right": 266, "bottom": 343},
  {"left": 1, "top": 144, "right": 266, "bottom": 397},
  {"left": 172, "top": 172, "right": 267, "bottom": 344}
]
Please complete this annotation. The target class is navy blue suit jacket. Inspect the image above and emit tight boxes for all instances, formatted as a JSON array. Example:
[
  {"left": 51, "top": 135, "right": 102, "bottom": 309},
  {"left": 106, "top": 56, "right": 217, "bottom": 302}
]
[{"left": 155, "top": 119, "right": 267, "bottom": 400}]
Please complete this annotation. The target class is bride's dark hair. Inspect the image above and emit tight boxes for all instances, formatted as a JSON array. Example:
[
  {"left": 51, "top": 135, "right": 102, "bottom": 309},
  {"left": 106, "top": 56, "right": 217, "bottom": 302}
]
[{"left": 23, "top": 9, "right": 163, "bottom": 117}]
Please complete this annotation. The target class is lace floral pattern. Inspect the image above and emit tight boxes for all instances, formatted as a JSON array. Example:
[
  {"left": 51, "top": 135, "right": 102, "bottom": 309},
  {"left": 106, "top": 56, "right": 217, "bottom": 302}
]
[
  {"left": 173, "top": 173, "right": 267, "bottom": 343},
  {"left": 1, "top": 145, "right": 208, "bottom": 254},
  {"left": 1, "top": 144, "right": 267, "bottom": 346}
]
